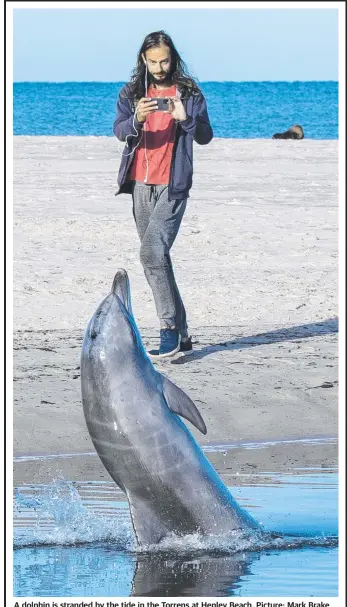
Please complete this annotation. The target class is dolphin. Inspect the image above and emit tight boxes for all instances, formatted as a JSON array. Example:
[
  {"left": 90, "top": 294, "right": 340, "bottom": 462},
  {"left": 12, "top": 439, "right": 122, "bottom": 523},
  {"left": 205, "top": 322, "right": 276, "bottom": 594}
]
[{"left": 81, "top": 269, "right": 260, "bottom": 545}]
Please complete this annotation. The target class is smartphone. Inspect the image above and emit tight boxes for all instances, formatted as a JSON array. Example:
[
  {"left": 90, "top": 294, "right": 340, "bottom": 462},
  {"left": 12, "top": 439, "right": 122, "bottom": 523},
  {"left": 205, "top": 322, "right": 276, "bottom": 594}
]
[{"left": 152, "top": 97, "right": 170, "bottom": 112}]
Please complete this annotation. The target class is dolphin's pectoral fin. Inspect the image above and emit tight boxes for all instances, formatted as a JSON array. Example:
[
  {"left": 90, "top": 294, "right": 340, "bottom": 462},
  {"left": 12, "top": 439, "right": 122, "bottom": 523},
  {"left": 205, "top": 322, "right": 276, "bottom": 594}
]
[
  {"left": 127, "top": 494, "right": 170, "bottom": 545},
  {"left": 161, "top": 375, "right": 207, "bottom": 435}
]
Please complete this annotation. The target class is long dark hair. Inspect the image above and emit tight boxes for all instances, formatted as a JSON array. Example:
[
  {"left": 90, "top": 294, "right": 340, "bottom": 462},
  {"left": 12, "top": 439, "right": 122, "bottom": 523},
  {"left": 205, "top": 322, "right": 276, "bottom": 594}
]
[{"left": 123, "top": 31, "right": 200, "bottom": 101}]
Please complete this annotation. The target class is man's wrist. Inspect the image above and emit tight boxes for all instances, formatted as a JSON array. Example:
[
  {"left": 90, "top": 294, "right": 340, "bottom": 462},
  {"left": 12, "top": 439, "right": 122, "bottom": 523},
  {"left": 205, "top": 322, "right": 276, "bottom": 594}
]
[
  {"left": 135, "top": 111, "right": 145, "bottom": 124},
  {"left": 177, "top": 115, "right": 192, "bottom": 125}
]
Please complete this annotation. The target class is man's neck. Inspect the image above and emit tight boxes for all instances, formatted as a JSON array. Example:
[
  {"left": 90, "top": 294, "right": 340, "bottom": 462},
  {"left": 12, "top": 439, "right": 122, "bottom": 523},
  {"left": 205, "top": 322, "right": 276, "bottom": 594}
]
[{"left": 151, "top": 81, "right": 173, "bottom": 91}]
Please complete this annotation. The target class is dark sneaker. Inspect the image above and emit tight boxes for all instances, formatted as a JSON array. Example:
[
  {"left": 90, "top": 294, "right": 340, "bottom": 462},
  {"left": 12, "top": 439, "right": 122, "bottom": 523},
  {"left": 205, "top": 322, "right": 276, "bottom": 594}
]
[
  {"left": 180, "top": 336, "right": 193, "bottom": 353},
  {"left": 148, "top": 329, "right": 180, "bottom": 360}
]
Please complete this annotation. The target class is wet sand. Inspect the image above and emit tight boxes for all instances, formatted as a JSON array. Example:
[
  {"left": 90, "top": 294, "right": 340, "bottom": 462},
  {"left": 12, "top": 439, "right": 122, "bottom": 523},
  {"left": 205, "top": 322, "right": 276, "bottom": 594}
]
[{"left": 13, "top": 136, "right": 339, "bottom": 485}]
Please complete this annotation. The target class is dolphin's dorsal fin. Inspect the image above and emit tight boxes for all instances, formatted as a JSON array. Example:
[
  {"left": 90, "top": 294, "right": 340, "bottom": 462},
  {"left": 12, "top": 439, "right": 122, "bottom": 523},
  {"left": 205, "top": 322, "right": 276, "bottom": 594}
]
[{"left": 161, "top": 375, "right": 207, "bottom": 435}]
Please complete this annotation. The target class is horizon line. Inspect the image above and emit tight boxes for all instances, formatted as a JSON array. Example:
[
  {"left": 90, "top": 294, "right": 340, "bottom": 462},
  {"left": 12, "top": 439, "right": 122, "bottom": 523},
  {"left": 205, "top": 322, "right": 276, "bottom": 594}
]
[{"left": 13, "top": 79, "right": 339, "bottom": 84}]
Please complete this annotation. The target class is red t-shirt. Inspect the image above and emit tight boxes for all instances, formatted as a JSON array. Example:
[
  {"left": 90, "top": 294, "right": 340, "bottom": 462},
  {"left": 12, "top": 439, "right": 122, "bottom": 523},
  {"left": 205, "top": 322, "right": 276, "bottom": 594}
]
[{"left": 129, "top": 85, "right": 177, "bottom": 185}]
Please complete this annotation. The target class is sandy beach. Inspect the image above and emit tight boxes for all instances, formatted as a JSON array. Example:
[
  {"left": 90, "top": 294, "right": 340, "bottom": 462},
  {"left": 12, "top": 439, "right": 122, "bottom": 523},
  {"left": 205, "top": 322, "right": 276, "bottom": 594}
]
[{"left": 13, "top": 136, "right": 339, "bottom": 485}]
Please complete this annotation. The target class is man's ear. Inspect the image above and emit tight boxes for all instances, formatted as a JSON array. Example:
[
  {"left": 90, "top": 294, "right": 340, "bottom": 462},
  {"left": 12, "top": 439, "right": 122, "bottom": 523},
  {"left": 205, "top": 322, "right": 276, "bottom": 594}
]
[{"left": 141, "top": 53, "right": 147, "bottom": 65}]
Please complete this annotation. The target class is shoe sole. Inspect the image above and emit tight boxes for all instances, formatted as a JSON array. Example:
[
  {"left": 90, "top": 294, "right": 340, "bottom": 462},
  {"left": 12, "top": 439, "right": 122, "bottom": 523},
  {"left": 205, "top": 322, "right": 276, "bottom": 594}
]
[{"left": 148, "top": 343, "right": 181, "bottom": 360}]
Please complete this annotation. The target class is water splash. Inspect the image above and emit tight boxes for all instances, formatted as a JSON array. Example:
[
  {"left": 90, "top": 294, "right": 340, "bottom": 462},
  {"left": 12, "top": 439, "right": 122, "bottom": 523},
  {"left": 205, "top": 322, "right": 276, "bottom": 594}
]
[
  {"left": 14, "top": 478, "right": 135, "bottom": 550},
  {"left": 14, "top": 479, "right": 337, "bottom": 554},
  {"left": 136, "top": 529, "right": 338, "bottom": 556}
]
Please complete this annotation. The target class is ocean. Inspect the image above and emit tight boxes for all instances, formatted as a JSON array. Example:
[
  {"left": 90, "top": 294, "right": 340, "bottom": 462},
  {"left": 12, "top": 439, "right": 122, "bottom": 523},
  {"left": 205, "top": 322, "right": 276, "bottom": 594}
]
[{"left": 13, "top": 81, "right": 338, "bottom": 139}]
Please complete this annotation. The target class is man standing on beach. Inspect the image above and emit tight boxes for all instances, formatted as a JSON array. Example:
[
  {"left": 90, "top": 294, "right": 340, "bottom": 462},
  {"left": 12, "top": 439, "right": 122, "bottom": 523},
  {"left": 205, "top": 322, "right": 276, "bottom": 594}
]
[{"left": 113, "top": 31, "right": 213, "bottom": 359}]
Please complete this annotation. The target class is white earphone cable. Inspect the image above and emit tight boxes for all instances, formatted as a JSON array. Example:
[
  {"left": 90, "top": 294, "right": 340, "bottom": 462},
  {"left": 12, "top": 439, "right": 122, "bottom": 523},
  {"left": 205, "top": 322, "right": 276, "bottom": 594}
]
[
  {"left": 123, "top": 61, "right": 149, "bottom": 183},
  {"left": 122, "top": 61, "right": 150, "bottom": 184},
  {"left": 122, "top": 112, "right": 143, "bottom": 157}
]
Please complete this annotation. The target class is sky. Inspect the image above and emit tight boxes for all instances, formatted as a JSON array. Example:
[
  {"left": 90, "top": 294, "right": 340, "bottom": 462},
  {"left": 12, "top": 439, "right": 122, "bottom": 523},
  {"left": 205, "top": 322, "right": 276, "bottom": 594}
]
[{"left": 12, "top": 5, "right": 340, "bottom": 82}]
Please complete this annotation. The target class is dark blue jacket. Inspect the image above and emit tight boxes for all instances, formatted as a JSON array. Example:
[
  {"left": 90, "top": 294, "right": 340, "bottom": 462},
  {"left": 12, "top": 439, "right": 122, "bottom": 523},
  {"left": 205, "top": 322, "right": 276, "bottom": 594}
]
[{"left": 113, "top": 84, "right": 213, "bottom": 201}]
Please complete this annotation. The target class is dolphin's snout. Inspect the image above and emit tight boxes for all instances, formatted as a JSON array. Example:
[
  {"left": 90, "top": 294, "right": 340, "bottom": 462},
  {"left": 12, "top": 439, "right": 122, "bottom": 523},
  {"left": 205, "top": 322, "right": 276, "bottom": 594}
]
[
  {"left": 111, "top": 269, "right": 132, "bottom": 315},
  {"left": 111, "top": 269, "right": 129, "bottom": 292}
]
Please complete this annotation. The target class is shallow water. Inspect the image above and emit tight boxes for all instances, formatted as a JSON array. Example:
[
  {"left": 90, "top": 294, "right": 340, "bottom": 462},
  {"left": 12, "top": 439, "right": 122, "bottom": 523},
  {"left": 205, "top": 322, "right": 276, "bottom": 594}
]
[{"left": 13, "top": 467, "right": 338, "bottom": 597}]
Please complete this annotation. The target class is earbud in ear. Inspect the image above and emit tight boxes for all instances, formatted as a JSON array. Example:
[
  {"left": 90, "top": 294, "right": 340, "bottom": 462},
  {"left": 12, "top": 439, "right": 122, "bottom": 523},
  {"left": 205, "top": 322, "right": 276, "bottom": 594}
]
[{"left": 142, "top": 53, "right": 147, "bottom": 65}]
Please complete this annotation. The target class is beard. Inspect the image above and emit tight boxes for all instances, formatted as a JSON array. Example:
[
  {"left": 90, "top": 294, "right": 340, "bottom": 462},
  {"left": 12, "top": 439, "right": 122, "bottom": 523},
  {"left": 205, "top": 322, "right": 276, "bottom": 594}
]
[{"left": 148, "top": 71, "right": 172, "bottom": 87}]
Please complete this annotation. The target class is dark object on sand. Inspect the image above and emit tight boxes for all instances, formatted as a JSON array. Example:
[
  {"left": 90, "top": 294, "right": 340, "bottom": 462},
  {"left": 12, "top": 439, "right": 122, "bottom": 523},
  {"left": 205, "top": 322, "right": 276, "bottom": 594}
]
[{"left": 272, "top": 125, "right": 304, "bottom": 140}]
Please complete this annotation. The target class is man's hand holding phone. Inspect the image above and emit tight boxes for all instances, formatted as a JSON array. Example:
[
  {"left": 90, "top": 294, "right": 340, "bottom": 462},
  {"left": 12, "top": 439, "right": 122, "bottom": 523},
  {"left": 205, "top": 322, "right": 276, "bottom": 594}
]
[
  {"left": 136, "top": 98, "right": 158, "bottom": 122},
  {"left": 136, "top": 96, "right": 187, "bottom": 123},
  {"left": 166, "top": 96, "right": 187, "bottom": 122}
]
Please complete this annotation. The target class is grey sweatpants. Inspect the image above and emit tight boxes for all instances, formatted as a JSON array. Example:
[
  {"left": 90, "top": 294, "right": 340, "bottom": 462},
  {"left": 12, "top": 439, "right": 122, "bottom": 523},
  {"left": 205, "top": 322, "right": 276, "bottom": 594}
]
[{"left": 132, "top": 182, "right": 188, "bottom": 337}]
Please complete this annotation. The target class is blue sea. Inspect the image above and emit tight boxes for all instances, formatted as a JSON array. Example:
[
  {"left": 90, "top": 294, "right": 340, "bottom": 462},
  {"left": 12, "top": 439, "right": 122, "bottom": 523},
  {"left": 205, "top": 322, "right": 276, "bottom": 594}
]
[{"left": 14, "top": 81, "right": 338, "bottom": 139}]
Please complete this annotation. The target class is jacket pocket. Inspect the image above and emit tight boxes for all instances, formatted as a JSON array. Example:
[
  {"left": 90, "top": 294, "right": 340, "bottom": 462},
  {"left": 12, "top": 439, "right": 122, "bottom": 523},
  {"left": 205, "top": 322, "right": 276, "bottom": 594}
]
[{"left": 172, "top": 146, "right": 193, "bottom": 192}]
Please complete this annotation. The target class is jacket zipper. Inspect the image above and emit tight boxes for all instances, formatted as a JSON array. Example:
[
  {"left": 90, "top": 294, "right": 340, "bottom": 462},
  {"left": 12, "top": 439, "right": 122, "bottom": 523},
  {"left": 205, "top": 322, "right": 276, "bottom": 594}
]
[{"left": 168, "top": 123, "right": 179, "bottom": 200}]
